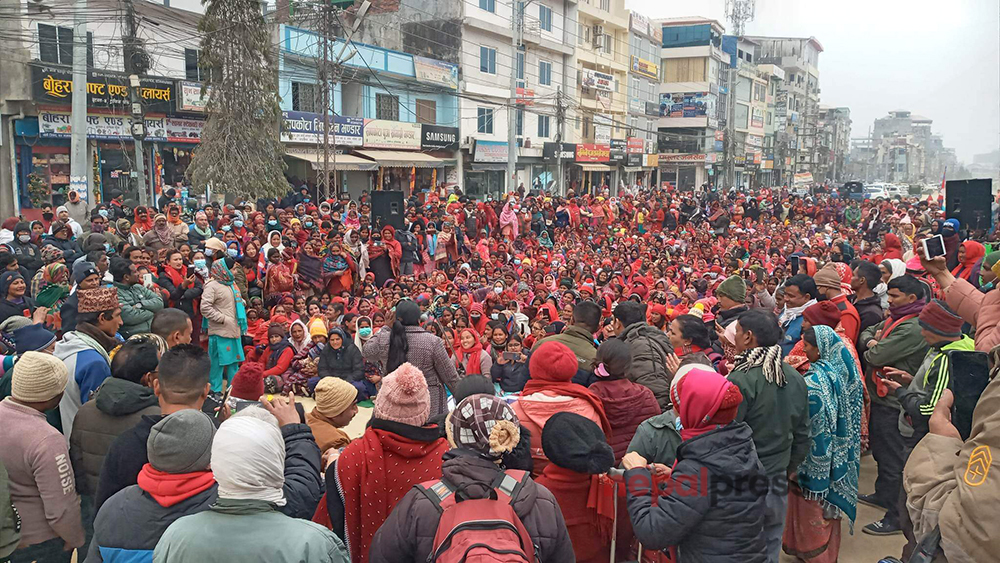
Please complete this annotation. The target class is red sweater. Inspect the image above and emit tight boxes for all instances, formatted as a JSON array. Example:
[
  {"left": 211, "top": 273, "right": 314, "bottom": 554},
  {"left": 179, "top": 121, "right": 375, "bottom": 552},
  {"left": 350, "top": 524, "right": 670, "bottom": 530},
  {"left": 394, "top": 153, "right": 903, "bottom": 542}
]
[
  {"left": 831, "top": 293, "right": 862, "bottom": 345},
  {"left": 589, "top": 378, "right": 663, "bottom": 461}
]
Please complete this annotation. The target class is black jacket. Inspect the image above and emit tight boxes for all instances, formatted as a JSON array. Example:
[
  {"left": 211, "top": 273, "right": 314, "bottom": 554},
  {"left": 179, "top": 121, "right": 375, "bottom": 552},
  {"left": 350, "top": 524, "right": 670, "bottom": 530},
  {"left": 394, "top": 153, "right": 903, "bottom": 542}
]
[
  {"left": 96, "top": 414, "right": 323, "bottom": 519},
  {"left": 395, "top": 230, "right": 420, "bottom": 264},
  {"left": 157, "top": 270, "right": 204, "bottom": 319},
  {"left": 0, "top": 297, "right": 34, "bottom": 324},
  {"left": 61, "top": 293, "right": 80, "bottom": 333},
  {"left": 43, "top": 235, "right": 83, "bottom": 263},
  {"left": 7, "top": 239, "right": 42, "bottom": 277},
  {"left": 852, "top": 294, "right": 884, "bottom": 341},
  {"left": 625, "top": 422, "right": 767, "bottom": 563},
  {"left": 490, "top": 357, "right": 530, "bottom": 393},
  {"left": 317, "top": 342, "right": 364, "bottom": 382},
  {"left": 619, "top": 323, "right": 673, "bottom": 411}
]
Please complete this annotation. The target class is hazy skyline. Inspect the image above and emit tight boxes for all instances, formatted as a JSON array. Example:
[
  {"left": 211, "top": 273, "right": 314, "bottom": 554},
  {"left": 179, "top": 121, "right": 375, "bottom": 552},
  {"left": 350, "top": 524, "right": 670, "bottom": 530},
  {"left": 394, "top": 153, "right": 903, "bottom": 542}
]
[{"left": 628, "top": 0, "right": 1000, "bottom": 165}]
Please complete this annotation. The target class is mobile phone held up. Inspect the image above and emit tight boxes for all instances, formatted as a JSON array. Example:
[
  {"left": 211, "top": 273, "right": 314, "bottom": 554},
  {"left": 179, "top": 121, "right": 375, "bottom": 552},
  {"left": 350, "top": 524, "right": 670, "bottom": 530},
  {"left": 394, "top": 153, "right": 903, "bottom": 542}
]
[
  {"left": 502, "top": 351, "right": 520, "bottom": 361},
  {"left": 922, "top": 234, "right": 946, "bottom": 261}
]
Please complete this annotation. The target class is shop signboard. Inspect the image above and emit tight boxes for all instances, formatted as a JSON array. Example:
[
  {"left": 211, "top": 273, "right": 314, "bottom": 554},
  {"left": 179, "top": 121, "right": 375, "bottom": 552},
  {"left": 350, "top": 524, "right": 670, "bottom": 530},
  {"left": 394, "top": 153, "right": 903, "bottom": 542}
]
[
  {"left": 650, "top": 22, "right": 662, "bottom": 45},
  {"left": 609, "top": 139, "right": 626, "bottom": 163},
  {"left": 762, "top": 160, "right": 774, "bottom": 169},
  {"left": 644, "top": 101, "right": 660, "bottom": 117},
  {"left": 626, "top": 137, "right": 644, "bottom": 154},
  {"left": 626, "top": 153, "right": 642, "bottom": 167},
  {"left": 177, "top": 81, "right": 209, "bottom": 113},
  {"left": 474, "top": 140, "right": 508, "bottom": 162},
  {"left": 362, "top": 119, "right": 421, "bottom": 149},
  {"left": 629, "top": 12, "right": 649, "bottom": 35},
  {"left": 643, "top": 154, "right": 658, "bottom": 167},
  {"left": 630, "top": 56, "right": 659, "bottom": 80},
  {"left": 280, "top": 111, "right": 364, "bottom": 146},
  {"left": 705, "top": 153, "right": 718, "bottom": 164},
  {"left": 659, "top": 153, "right": 706, "bottom": 163},
  {"left": 594, "top": 114, "right": 612, "bottom": 144},
  {"left": 413, "top": 56, "right": 459, "bottom": 90},
  {"left": 38, "top": 111, "right": 169, "bottom": 141},
  {"left": 751, "top": 107, "right": 764, "bottom": 128},
  {"left": 581, "top": 69, "right": 615, "bottom": 92},
  {"left": 420, "top": 124, "right": 459, "bottom": 151},
  {"left": 542, "top": 142, "right": 575, "bottom": 159},
  {"left": 714, "top": 140, "right": 724, "bottom": 152},
  {"left": 165, "top": 118, "right": 204, "bottom": 142},
  {"left": 747, "top": 134, "right": 764, "bottom": 148},
  {"left": 32, "top": 63, "right": 176, "bottom": 114},
  {"left": 659, "top": 92, "right": 715, "bottom": 118},
  {"left": 575, "top": 144, "right": 610, "bottom": 162}
]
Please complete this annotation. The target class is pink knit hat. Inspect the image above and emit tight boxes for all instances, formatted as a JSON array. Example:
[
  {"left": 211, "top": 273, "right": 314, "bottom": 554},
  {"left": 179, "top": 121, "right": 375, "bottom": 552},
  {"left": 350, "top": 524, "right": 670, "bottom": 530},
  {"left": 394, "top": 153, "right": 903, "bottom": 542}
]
[{"left": 373, "top": 362, "right": 430, "bottom": 426}]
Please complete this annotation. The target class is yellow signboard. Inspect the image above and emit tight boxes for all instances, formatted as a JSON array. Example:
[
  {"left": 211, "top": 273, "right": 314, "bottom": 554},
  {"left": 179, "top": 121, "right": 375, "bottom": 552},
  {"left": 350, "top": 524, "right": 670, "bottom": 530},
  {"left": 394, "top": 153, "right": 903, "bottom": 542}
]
[{"left": 631, "top": 56, "right": 659, "bottom": 80}]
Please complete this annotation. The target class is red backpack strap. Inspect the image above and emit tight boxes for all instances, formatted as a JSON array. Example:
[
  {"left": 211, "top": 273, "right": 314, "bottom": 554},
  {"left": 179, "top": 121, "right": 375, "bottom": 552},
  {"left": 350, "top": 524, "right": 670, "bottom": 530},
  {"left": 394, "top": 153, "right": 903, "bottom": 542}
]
[
  {"left": 414, "top": 479, "right": 458, "bottom": 514},
  {"left": 490, "top": 469, "right": 530, "bottom": 506}
]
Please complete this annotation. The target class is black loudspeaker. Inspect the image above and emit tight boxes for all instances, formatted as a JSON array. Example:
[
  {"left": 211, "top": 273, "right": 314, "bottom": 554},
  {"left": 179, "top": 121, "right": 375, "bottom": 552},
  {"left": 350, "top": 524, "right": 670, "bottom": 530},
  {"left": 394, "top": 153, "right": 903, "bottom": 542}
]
[
  {"left": 370, "top": 190, "right": 405, "bottom": 231},
  {"left": 945, "top": 179, "right": 993, "bottom": 232}
]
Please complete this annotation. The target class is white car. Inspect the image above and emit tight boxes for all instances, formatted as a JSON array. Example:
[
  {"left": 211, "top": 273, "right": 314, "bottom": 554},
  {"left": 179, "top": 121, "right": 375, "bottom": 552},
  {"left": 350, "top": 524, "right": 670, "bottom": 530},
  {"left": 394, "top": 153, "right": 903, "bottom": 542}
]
[{"left": 864, "top": 183, "right": 889, "bottom": 200}]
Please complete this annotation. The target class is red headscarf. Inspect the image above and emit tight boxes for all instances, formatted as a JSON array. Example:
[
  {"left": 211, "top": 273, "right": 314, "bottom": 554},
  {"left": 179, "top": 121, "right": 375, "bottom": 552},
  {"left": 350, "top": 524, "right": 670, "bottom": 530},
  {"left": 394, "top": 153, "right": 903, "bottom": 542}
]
[
  {"left": 522, "top": 341, "right": 613, "bottom": 437},
  {"left": 670, "top": 367, "right": 743, "bottom": 441},
  {"left": 952, "top": 240, "right": 985, "bottom": 281},
  {"left": 454, "top": 328, "right": 485, "bottom": 375}
]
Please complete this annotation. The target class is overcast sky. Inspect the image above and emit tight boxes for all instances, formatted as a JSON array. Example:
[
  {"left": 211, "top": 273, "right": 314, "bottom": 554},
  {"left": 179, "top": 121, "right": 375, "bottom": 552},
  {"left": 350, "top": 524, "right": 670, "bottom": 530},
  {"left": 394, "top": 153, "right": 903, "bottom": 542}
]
[{"left": 628, "top": 0, "right": 1000, "bottom": 164}]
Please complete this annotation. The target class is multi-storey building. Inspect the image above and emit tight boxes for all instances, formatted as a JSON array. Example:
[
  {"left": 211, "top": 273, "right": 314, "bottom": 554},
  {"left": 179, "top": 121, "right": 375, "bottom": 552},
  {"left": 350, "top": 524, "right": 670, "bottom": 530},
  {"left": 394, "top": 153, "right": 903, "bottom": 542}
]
[
  {"left": 623, "top": 10, "right": 661, "bottom": 189},
  {"left": 868, "top": 109, "right": 952, "bottom": 184},
  {"left": 746, "top": 36, "right": 823, "bottom": 184},
  {"left": 816, "top": 106, "right": 851, "bottom": 183},
  {"left": 656, "top": 17, "right": 726, "bottom": 190},
  {"left": 757, "top": 63, "right": 785, "bottom": 187},
  {"left": 353, "top": 0, "right": 576, "bottom": 197}
]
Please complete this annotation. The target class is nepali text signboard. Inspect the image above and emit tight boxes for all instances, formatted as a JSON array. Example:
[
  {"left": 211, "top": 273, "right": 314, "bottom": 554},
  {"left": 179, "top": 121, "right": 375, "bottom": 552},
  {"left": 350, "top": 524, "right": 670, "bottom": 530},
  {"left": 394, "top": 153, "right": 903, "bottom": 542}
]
[
  {"left": 413, "top": 56, "right": 459, "bottom": 90},
  {"left": 575, "top": 144, "right": 610, "bottom": 163},
  {"left": 177, "top": 81, "right": 209, "bottom": 113},
  {"left": 421, "top": 124, "right": 459, "bottom": 151},
  {"left": 609, "top": 139, "right": 627, "bottom": 163},
  {"left": 280, "top": 111, "right": 364, "bottom": 146},
  {"left": 38, "top": 111, "right": 175, "bottom": 142},
  {"left": 363, "top": 119, "right": 421, "bottom": 149},
  {"left": 627, "top": 137, "right": 644, "bottom": 154},
  {"left": 658, "top": 153, "right": 706, "bottom": 164},
  {"left": 474, "top": 140, "right": 508, "bottom": 163},
  {"left": 31, "top": 63, "right": 176, "bottom": 114}
]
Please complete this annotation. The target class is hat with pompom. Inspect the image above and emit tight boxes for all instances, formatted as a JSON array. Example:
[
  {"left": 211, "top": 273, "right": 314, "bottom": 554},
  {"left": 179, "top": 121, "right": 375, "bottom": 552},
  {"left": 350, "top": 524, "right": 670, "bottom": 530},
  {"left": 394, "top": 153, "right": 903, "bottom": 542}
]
[
  {"left": 374, "top": 362, "right": 430, "bottom": 426},
  {"left": 446, "top": 393, "right": 520, "bottom": 460},
  {"left": 230, "top": 362, "right": 265, "bottom": 401}
]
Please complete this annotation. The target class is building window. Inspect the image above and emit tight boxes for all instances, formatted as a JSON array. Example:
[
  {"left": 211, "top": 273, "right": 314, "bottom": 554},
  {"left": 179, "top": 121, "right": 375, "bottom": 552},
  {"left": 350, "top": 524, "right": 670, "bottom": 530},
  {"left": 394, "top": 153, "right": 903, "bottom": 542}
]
[
  {"left": 538, "top": 115, "right": 550, "bottom": 137},
  {"left": 480, "top": 46, "right": 497, "bottom": 74},
  {"left": 376, "top": 93, "right": 400, "bottom": 120},
  {"left": 477, "top": 107, "right": 494, "bottom": 133},
  {"left": 38, "top": 23, "right": 93, "bottom": 66},
  {"left": 600, "top": 0, "right": 609, "bottom": 11},
  {"left": 415, "top": 99, "right": 436, "bottom": 124},
  {"left": 539, "top": 5, "right": 552, "bottom": 32},
  {"left": 538, "top": 60, "right": 552, "bottom": 86},
  {"left": 184, "top": 49, "right": 204, "bottom": 81},
  {"left": 291, "top": 82, "right": 319, "bottom": 113},
  {"left": 479, "top": 0, "right": 495, "bottom": 13},
  {"left": 583, "top": 116, "right": 592, "bottom": 139},
  {"left": 516, "top": 51, "right": 524, "bottom": 80},
  {"left": 516, "top": 107, "right": 524, "bottom": 136}
]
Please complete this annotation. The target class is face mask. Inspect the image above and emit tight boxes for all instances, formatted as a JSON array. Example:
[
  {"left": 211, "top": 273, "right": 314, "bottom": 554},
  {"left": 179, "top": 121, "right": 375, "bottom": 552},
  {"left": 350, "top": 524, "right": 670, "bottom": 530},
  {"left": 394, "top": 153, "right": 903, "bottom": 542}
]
[
  {"left": 234, "top": 220, "right": 244, "bottom": 228},
  {"left": 305, "top": 222, "right": 313, "bottom": 228},
  {"left": 494, "top": 286, "right": 504, "bottom": 294},
  {"left": 98, "top": 209, "right": 109, "bottom": 219},
  {"left": 358, "top": 327, "right": 372, "bottom": 338},
  {"left": 204, "top": 248, "right": 214, "bottom": 257},
  {"left": 42, "top": 213, "right": 54, "bottom": 221},
  {"left": 17, "top": 234, "right": 30, "bottom": 243},
  {"left": 222, "top": 225, "right": 231, "bottom": 232},
  {"left": 268, "top": 221, "right": 278, "bottom": 227},
  {"left": 304, "top": 198, "right": 310, "bottom": 203},
  {"left": 491, "top": 313, "right": 499, "bottom": 320},
  {"left": 227, "top": 248, "right": 239, "bottom": 258},
  {"left": 193, "top": 259, "right": 207, "bottom": 269}
]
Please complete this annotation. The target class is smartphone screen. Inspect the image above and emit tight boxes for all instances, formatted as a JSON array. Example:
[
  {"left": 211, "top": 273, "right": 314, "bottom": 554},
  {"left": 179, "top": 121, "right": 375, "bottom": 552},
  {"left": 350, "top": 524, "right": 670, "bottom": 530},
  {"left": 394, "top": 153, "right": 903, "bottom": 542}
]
[
  {"left": 923, "top": 234, "right": 946, "bottom": 260},
  {"left": 790, "top": 256, "right": 800, "bottom": 275},
  {"left": 502, "top": 352, "right": 519, "bottom": 361}
]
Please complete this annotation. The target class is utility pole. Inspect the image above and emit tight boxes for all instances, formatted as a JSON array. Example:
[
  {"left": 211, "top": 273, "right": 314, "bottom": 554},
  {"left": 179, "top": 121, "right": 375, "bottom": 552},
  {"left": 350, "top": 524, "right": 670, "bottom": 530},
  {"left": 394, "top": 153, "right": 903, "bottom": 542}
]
[
  {"left": 555, "top": 86, "right": 564, "bottom": 196},
  {"left": 69, "top": 0, "right": 88, "bottom": 206},
  {"left": 507, "top": 0, "right": 524, "bottom": 194},
  {"left": 724, "top": 0, "right": 754, "bottom": 192},
  {"left": 122, "top": 0, "right": 149, "bottom": 206}
]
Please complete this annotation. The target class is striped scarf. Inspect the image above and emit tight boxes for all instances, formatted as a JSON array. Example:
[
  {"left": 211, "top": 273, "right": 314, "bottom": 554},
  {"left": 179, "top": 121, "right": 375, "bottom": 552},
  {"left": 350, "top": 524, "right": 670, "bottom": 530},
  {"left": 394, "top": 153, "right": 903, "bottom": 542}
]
[{"left": 734, "top": 344, "right": 786, "bottom": 387}]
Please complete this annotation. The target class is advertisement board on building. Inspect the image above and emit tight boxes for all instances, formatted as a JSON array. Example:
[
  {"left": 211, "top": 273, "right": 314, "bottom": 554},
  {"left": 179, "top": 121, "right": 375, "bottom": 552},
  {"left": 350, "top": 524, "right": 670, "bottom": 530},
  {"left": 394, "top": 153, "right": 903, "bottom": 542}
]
[
  {"left": 575, "top": 144, "right": 611, "bottom": 162},
  {"left": 762, "top": 160, "right": 773, "bottom": 169},
  {"left": 751, "top": 108, "right": 765, "bottom": 129},
  {"left": 420, "top": 124, "right": 459, "bottom": 151},
  {"left": 413, "top": 56, "right": 459, "bottom": 90},
  {"left": 542, "top": 142, "right": 575, "bottom": 159},
  {"left": 659, "top": 153, "right": 706, "bottom": 163},
  {"left": 474, "top": 140, "right": 508, "bottom": 162},
  {"left": 793, "top": 172, "right": 814, "bottom": 185},
  {"left": 609, "top": 139, "right": 626, "bottom": 163},
  {"left": 714, "top": 140, "right": 724, "bottom": 152},
  {"left": 32, "top": 63, "right": 176, "bottom": 114},
  {"left": 747, "top": 134, "right": 764, "bottom": 148},
  {"left": 281, "top": 111, "right": 364, "bottom": 146},
  {"left": 630, "top": 57, "right": 659, "bottom": 80},
  {"left": 165, "top": 118, "right": 204, "bottom": 142},
  {"left": 629, "top": 12, "right": 649, "bottom": 35},
  {"left": 644, "top": 101, "right": 660, "bottom": 117},
  {"left": 594, "top": 114, "right": 613, "bottom": 145},
  {"left": 626, "top": 153, "right": 642, "bottom": 167},
  {"left": 659, "top": 92, "right": 715, "bottom": 118},
  {"left": 39, "top": 111, "right": 172, "bottom": 142},
  {"left": 363, "top": 119, "right": 421, "bottom": 149},
  {"left": 177, "top": 81, "right": 210, "bottom": 113},
  {"left": 581, "top": 69, "right": 615, "bottom": 92},
  {"left": 644, "top": 154, "right": 659, "bottom": 167},
  {"left": 626, "top": 137, "right": 644, "bottom": 154}
]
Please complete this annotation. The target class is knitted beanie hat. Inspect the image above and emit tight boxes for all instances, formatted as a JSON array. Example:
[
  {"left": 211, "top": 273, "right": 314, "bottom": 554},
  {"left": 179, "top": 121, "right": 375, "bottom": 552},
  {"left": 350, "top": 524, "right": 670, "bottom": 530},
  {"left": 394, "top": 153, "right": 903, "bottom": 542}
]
[
  {"left": 528, "top": 341, "right": 578, "bottom": 383},
  {"left": 267, "top": 324, "right": 287, "bottom": 339},
  {"left": 708, "top": 384, "right": 744, "bottom": 426},
  {"left": 919, "top": 299, "right": 963, "bottom": 338},
  {"left": 541, "top": 412, "right": 614, "bottom": 475},
  {"left": 813, "top": 263, "right": 842, "bottom": 291},
  {"left": 12, "top": 351, "right": 68, "bottom": 403},
  {"left": 373, "top": 362, "right": 430, "bottom": 426},
  {"left": 147, "top": 409, "right": 216, "bottom": 473},
  {"left": 309, "top": 319, "right": 328, "bottom": 339},
  {"left": 716, "top": 276, "right": 747, "bottom": 303},
  {"left": 446, "top": 393, "right": 520, "bottom": 459},
  {"left": 803, "top": 301, "right": 841, "bottom": 329},
  {"left": 314, "top": 377, "right": 358, "bottom": 419},
  {"left": 230, "top": 362, "right": 265, "bottom": 401}
]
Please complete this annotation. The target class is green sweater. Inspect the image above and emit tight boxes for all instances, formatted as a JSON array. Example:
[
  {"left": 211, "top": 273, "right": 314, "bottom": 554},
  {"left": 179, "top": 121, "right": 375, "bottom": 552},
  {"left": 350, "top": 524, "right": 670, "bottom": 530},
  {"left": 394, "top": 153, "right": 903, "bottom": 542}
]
[
  {"left": 627, "top": 411, "right": 683, "bottom": 466},
  {"left": 861, "top": 317, "right": 930, "bottom": 408},
  {"left": 728, "top": 361, "right": 810, "bottom": 477}
]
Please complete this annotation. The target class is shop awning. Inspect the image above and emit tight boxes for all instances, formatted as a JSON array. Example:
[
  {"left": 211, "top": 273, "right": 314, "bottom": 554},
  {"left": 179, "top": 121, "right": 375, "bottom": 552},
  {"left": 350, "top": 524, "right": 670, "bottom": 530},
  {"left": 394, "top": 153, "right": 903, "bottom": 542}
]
[
  {"left": 575, "top": 163, "right": 611, "bottom": 171},
  {"left": 355, "top": 150, "right": 445, "bottom": 168},
  {"left": 286, "top": 150, "right": 378, "bottom": 171}
]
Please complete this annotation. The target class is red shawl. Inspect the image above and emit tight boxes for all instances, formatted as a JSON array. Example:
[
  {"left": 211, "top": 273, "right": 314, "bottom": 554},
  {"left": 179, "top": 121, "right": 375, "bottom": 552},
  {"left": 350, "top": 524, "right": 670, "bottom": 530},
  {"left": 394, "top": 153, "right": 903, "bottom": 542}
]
[
  {"left": 535, "top": 466, "right": 629, "bottom": 563},
  {"left": 521, "top": 377, "right": 613, "bottom": 438},
  {"left": 454, "top": 328, "right": 485, "bottom": 375},
  {"left": 334, "top": 427, "right": 449, "bottom": 563}
]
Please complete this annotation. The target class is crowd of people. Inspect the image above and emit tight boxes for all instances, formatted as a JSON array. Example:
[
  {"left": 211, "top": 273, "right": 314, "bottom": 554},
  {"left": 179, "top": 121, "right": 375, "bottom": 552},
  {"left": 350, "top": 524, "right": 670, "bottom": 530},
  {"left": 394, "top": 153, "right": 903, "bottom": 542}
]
[{"left": 0, "top": 180, "right": 996, "bottom": 563}]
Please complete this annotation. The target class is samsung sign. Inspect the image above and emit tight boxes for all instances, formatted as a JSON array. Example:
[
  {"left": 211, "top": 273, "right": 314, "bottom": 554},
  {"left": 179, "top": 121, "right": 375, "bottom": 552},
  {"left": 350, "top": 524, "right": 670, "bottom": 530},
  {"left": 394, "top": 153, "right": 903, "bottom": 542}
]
[{"left": 421, "top": 124, "right": 459, "bottom": 151}]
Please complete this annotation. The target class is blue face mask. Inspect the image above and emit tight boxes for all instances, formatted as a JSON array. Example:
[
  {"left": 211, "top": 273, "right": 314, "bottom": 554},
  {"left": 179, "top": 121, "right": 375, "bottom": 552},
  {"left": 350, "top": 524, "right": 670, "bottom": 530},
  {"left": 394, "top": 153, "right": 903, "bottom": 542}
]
[
  {"left": 227, "top": 248, "right": 239, "bottom": 258},
  {"left": 193, "top": 258, "right": 207, "bottom": 269},
  {"left": 304, "top": 198, "right": 310, "bottom": 203},
  {"left": 268, "top": 221, "right": 278, "bottom": 227},
  {"left": 358, "top": 327, "right": 372, "bottom": 338},
  {"left": 305, "top": 222, "right": 313, "bottom": 228},
  {"left": 222, "top": 225, "right": 231, "bottom": 232},
  {"left": 204, "top": 248, "right": 214, "bottom": 257},
  {"left": 234, "top": 220, "right": 244, "bottom": 228},
  {"left": 98, "top": 209, "right": 109, "bottom": 218}
]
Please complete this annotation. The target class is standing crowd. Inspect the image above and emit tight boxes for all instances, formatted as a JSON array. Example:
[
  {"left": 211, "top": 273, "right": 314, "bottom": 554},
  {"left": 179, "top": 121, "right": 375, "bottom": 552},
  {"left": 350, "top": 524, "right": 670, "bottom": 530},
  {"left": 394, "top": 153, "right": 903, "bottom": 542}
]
[{"left": 0, "top": 180, "right": 995, "bottom": 563}]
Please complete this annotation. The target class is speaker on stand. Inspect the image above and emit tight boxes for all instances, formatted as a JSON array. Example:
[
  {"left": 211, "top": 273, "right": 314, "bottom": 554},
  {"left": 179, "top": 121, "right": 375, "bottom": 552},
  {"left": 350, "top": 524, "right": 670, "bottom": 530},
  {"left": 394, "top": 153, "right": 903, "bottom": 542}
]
[
  {"left": 945, "top": 179, "right": 993, "bottom": 233},
  {"left": 370, "top": 190, "right": 405, "bottom": 231}
]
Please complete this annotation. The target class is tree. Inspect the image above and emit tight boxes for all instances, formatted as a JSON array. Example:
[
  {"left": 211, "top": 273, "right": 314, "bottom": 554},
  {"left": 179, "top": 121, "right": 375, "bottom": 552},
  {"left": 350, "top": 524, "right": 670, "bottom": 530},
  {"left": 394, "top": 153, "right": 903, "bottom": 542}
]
[{"left": 188, "top": 0, "right": 287, "bottom": 200}]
